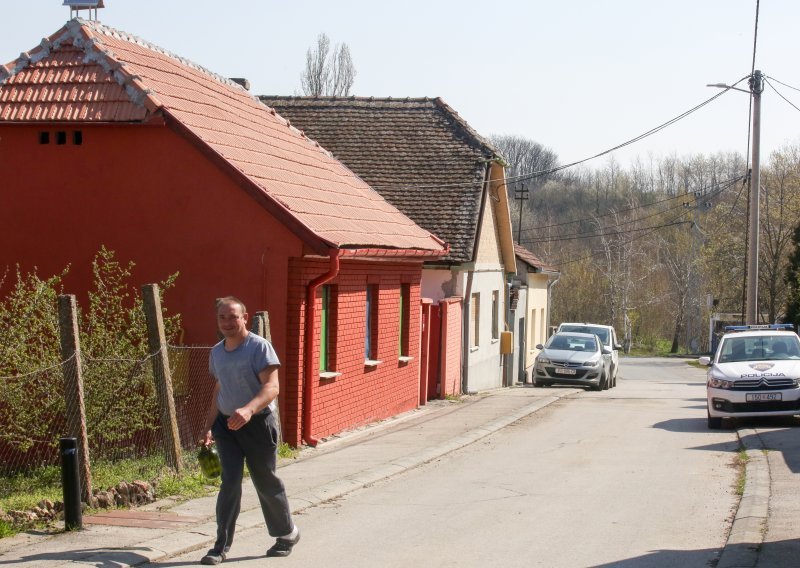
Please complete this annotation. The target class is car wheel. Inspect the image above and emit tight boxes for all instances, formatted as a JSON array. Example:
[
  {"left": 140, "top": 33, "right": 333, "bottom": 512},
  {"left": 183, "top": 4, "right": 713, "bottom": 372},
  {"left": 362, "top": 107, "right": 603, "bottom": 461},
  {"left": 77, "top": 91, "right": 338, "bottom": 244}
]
[{"left": 707, "top": 410, "right": 723, "bottom": 430}]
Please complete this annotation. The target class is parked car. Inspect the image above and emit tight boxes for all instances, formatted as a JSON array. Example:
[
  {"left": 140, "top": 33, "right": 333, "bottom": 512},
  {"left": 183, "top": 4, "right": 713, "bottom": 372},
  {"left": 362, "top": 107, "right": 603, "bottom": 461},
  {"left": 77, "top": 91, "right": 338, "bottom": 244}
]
[
  {"left": 557, "top": 322, "right": 622, "bottom": 387},
  {"left": 533, "top": 332, "right": 612, "bottom": 391},
  {"left": 699, "top": 324, "right": 800, "bottom": 429}
]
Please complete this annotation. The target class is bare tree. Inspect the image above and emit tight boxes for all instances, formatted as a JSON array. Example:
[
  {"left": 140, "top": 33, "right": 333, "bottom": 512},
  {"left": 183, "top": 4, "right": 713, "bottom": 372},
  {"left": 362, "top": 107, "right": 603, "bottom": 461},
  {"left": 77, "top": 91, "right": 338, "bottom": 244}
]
[{"left": 300, "top": 33, "right": 356, "bottom": 96}]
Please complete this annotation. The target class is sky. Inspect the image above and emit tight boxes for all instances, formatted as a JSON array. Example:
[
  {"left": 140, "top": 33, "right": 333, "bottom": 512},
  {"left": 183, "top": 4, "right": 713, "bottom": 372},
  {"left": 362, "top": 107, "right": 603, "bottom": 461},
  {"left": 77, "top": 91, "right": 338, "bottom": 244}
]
[{"left": 2, "top": 0, "right": 799, "bottom": 170}]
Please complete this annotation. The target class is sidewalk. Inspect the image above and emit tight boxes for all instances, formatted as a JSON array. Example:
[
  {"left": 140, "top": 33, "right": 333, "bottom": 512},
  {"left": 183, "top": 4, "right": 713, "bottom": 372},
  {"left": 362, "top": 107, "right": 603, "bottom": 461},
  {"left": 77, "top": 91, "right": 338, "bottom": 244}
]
[
  {"left": 717, "top": 422, "right": 800, "bottom": 568},
  {"left": 0, "top": 387, "right": 796, "bottom": 567},
  {"left": 0, "top": 387, "right": 570, "bottom": 567}
]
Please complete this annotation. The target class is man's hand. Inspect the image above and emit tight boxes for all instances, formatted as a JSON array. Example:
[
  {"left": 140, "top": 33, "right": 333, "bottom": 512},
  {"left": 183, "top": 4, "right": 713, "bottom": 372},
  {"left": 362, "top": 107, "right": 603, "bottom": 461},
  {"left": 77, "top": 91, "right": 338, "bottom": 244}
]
[
  {"left": 201, "top": 430, "right": 214, "bottom": 447},
  {"left": 227, "top": 407, "right": 254, "bottom": 431}
]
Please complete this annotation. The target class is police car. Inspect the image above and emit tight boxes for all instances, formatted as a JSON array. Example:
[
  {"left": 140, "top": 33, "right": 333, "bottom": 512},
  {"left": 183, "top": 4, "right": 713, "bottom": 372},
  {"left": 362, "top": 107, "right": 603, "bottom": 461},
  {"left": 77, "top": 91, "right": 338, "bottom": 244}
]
[{"left": 699, "top": 324, "right": 800, "bottom": 429}]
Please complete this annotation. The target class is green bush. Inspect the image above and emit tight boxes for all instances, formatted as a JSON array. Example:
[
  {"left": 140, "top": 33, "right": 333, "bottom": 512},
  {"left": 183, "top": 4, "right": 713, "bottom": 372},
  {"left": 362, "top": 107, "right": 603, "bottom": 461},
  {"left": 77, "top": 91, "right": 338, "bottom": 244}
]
[{"left": 0, "top": 247, "right": 181, "bottom": 465}]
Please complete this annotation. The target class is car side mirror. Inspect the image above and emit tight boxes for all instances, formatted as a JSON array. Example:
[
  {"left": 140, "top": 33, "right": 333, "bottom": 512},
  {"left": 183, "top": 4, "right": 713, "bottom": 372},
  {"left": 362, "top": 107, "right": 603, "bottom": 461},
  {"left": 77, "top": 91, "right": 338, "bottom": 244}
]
[
  {"left": 602, "top": 346, "right": 612, "bottom": 354},
  {"left": 535, "top": 344, "right": 544, "bottom": 350},
  {"left": 614, "top": 343, "right": 623, "bottom": 350},
  {"left": 698, "top": 356, "right": 712, "bottom": 366}
]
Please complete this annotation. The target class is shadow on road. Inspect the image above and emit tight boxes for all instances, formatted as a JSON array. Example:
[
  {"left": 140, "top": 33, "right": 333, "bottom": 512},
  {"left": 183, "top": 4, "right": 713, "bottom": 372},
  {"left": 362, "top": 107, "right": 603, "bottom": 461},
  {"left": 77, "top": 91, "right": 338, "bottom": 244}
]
[
  {"left": 739, "top": 420, "right": 800, "bottom": 474},
  {"left": 0, "top": 547, "right": 152, "bottom": 566},
  {"left": 651, "top": 417, "right": 721, "bottom": 434},
  {"left": 588, "top": 545, "right": 722, "bottom": 567}
]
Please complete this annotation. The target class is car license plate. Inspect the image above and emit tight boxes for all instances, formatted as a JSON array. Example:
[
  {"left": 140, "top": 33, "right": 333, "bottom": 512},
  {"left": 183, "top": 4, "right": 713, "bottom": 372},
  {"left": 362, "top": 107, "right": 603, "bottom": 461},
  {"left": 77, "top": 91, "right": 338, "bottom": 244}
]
[
  {"left": 746, "top": 392, "right": 782, "bottom": 402},
  {"left": 555, "top": 368, "right": 576, "bottom": 375}
]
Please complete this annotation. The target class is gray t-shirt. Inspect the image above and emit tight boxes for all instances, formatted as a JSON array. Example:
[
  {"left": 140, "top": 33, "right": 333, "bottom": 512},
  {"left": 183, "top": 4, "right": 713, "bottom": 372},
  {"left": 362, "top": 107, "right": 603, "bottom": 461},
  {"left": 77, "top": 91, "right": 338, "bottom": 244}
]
[{"left": 209, "top": 332, "right": 280, "bottom": 415}]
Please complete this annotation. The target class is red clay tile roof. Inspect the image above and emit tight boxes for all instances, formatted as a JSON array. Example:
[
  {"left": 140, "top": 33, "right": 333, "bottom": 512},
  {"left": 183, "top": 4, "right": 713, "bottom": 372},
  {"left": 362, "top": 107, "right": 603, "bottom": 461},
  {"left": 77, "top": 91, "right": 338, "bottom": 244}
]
[
  {"left": 514, "top": 244, "right": 559, "bottom": 274},
  {"left": 0, "top": 19, "right": 445, "bottom": 257},
  {"left": 257, "top": 96, "right": 504, "bottom": 264}
]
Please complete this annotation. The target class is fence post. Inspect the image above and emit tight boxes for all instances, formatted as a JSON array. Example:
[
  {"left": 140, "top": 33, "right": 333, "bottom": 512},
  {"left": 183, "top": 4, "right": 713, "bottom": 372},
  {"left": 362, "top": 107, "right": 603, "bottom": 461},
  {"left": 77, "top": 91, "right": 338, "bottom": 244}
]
[
  {"left": 252, "top": 311, "right": 282, "bottom": 445},
  {"left": 142, "top": 284, "right": 182, "bottom": 472},
  {"left": 57, "top": 294, "right": 93, "bottom": 503}
]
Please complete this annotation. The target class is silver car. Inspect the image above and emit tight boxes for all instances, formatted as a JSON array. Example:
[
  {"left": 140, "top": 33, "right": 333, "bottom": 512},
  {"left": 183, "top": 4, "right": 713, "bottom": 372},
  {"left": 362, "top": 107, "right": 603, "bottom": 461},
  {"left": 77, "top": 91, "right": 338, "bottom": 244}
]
[
  {"left": 557, "top": 322, "right": 621, "bottom": 387},
  {"left": 533, "top": 332, "right": 612, "bottom": 391}
]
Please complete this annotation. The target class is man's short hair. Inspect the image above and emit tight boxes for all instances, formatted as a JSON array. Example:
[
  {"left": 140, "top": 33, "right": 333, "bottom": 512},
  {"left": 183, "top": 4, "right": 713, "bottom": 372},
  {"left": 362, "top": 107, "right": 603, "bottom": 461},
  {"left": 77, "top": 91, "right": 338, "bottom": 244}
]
[{"left": 216, "top": 296, "right": 247, "bottom": 314}]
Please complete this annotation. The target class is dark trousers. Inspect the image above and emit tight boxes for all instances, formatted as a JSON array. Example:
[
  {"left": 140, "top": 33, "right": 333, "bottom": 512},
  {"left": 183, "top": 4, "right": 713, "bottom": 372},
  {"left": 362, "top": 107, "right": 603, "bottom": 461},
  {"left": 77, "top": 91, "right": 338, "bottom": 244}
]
[{"left": 211, "top": 411, "right": 294, "bottom": 552}]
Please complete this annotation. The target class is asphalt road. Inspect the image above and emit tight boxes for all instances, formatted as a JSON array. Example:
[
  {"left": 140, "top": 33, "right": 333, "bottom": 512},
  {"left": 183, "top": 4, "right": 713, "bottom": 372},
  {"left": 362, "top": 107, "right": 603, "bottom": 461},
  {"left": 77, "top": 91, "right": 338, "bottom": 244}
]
[{"left": 153, "top": 357, "right": 741, "bottom": 568}]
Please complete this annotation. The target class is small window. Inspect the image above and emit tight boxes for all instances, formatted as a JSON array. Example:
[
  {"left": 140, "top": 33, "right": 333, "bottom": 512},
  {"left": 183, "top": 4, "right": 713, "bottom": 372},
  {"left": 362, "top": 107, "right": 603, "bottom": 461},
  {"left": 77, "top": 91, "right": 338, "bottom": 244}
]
[
  {"left": 470, "top": 293, "right": 480, "bottom": 349},
  {"left": 365, "top": 284, "right": 379, "bottom": 360},
  {"left": 39, "top": 132, "right": 50, "bottom": 144},
  {"left": 73, "top": 131, "right": 83, "bottom": 145},
  {"left": 399, "top": 284, "right": 411, "bottom": 357},
  {"left": 491, "top": 290, "right": 500, "bottom": 340},
  {"left": 56, "top": 131, "right": 67, "bottom": 145}
]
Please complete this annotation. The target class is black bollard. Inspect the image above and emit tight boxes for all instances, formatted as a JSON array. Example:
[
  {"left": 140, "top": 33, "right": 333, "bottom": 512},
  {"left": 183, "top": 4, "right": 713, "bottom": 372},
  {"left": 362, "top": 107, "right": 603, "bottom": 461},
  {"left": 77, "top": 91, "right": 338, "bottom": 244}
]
[{"left": 59, "top": 437, "right": 82, "bottom": 530}]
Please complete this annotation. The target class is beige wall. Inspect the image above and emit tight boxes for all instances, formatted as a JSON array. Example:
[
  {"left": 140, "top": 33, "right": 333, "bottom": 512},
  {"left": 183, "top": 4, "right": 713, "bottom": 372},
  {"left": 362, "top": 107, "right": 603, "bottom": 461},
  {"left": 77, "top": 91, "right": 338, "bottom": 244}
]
[{"left": 525, "top": 272, "right": 551, "bottom": 371}]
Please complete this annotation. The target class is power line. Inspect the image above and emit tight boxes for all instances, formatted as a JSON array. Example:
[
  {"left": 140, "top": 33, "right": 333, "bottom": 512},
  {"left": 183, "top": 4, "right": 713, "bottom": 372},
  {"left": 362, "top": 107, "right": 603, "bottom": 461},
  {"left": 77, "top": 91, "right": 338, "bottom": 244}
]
[
  {"left": 765, "top": 78, "right": 800, "bottom": 114},
  {"left": 524, "top": 204, "right": 697, "bottom": 245},
  {"left": 540, "top": 216, "right": 693, "bottom": 268},
  {"left": 765, "top": 75, "right": 800, "bottom": 93},
  {"left": 517, "top": 175, "right": 743, "bottom": 232},
  {"left": 517, "top": 174, "right": 745, "bottom": 238},
  {"left": 371, "top": 78, "right": 750, "bottom": 192}
]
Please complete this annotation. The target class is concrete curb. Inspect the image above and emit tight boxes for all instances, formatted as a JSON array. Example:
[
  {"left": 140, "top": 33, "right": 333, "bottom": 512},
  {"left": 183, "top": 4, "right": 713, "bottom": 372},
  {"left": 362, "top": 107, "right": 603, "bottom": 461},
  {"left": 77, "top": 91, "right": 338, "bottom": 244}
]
[
  {"left": 716, "top": 428, "right": 769, "bottom": 568},
  {"left": 52, "top": 392, "right": 567, "bottom": 567}
]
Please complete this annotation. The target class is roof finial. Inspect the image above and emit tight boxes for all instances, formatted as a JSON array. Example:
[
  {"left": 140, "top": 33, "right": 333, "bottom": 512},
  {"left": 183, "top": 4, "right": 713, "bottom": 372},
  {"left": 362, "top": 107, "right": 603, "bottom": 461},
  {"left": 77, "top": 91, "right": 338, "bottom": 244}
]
[{"left": 63, "top": 0, "right": 105, "bottom": 21}]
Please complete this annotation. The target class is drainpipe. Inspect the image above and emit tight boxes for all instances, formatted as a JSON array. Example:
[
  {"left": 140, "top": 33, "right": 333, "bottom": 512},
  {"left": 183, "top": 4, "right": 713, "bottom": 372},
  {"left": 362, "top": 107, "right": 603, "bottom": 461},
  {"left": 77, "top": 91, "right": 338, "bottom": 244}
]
[
  {"left": 546, "top": 274, "right": 560, "bottom": 338},
  {"left": 302, "top": 250, "right": 341, "bottom": 447},
  {"left": 461, "top": 270, "right": 473, "bottom": 395}
]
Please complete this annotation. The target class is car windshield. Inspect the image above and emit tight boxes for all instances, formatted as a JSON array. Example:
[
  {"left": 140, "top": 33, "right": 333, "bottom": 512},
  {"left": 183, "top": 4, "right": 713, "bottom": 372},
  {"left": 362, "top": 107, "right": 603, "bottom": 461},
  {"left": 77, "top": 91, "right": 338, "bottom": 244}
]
[
  {"left": 548, "top": 335, "right": 597, "bottom": 352},
  {"left": 718, "top": 335, "right": 800, "bottom": 363},
  {"left": 560, "top": 325, "right": 609, "bottom": 344}
]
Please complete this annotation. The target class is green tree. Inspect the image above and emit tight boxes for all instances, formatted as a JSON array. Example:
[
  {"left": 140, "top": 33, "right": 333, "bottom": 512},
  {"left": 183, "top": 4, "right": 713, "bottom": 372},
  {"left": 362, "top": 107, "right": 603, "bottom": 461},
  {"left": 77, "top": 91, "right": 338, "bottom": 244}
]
[{"left": 784, "top": 223, "right": 800, "bottom": 327}]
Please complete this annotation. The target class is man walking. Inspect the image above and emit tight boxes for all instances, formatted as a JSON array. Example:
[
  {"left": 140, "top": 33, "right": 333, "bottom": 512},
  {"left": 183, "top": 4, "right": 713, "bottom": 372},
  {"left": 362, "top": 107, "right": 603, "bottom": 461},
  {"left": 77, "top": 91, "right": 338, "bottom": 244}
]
[{"left": 200, "top": 296, "right": 300, "bottom": 565}]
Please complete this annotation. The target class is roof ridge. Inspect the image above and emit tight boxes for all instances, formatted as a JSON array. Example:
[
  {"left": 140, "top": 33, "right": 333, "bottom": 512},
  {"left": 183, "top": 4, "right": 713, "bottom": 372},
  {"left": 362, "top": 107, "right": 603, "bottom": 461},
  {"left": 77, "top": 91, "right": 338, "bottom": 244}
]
[
  {"left": 1, "top": 18, "right": 252, "bottom": 101},
  {"left": 259, "top": 95, "right": 436, "bottom": 103},
  {"left": 430, "top": 97, "right": 502, "bottom": 160},
  {"left": 78, "top": 18, "right": 252, "bottom": 94},
  {"left": 259, "top": 94, "right": 503, "bottom": 160}
]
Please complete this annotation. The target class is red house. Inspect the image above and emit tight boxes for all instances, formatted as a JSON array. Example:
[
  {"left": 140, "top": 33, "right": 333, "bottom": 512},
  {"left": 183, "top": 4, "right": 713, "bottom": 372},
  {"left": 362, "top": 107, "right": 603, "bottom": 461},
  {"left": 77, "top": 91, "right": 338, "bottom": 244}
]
[{"left": 0, "top": 19, "right": 447, "bottom": 446}]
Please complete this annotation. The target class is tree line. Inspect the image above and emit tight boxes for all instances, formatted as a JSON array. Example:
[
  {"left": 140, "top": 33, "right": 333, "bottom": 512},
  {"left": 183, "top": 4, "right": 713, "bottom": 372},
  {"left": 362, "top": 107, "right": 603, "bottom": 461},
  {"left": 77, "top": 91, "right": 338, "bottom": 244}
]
[{"left": 491, "top": 135, "right": 800, "bottom": 353}]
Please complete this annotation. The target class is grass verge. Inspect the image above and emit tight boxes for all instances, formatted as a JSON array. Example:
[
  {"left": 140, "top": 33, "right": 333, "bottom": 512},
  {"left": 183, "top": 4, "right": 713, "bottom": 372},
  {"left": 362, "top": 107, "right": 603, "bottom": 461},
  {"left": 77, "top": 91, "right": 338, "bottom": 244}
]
[
  {"left": 0, "top": 441, "right": 301, "bottom": 538},
  {"left": 736, "top": 448, "right": 750, "bottom": 496}
]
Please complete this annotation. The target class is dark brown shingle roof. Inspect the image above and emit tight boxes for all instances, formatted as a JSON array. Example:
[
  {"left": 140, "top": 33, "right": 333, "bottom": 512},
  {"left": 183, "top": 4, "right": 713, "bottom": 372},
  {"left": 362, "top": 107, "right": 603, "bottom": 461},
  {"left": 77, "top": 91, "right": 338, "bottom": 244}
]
[
  {"left": 514, "top": 244, "right": 559, "bottom": 274},
  {"left": 258, "top": 96, "right": 502, "bottom": 263}
]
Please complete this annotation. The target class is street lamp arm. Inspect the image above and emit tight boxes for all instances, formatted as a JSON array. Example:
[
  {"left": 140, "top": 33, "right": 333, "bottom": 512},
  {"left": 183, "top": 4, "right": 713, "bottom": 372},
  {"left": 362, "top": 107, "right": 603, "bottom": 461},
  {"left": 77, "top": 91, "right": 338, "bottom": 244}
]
[{"left": 706, "top": 83, "right": 751, "bottom": 94}]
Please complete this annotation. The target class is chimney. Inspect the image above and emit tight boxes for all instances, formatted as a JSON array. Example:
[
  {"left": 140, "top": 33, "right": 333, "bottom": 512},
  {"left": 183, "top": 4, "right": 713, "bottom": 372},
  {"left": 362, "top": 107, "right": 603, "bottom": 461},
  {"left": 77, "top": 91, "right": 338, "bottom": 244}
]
[
  {"left": 229, "top": 78, "right": 250, "bottom": 91},
  {"left": 63, "top": 0, "right": 105, "bottom": 20}
]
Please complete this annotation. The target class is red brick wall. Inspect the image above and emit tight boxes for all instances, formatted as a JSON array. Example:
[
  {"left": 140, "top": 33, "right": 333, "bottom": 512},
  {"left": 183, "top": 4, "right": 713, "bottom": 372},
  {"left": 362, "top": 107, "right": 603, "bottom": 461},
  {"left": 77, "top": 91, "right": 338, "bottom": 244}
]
[
  {"left": 283, "top": 257, "right": 423, "bottom": 446},
  {"left": 440, "top": 297, "right": 463, "bottom": 397}
]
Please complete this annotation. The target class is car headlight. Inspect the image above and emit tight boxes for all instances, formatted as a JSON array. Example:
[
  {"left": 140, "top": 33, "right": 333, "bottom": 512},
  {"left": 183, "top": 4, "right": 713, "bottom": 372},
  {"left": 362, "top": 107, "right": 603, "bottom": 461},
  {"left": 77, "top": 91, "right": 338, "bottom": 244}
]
[
  {"left": 708, "top": 377, "right": 735, "bottom": 389},
  {"left": 582, "top": 358, "right": 601, "bottom": 368},
  {"left": 537, "top": 357, "right": 550, "bottom": 364}
]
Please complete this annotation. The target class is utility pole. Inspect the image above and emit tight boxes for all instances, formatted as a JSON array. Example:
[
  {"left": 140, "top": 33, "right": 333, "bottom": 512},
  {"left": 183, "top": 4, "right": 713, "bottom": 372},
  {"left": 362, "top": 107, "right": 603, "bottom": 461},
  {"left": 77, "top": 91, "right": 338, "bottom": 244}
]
[
  {"left": 746, "top": 70, "right": 763, "bottom": 324},
  {"left": 707, "top": 69, "right": 764, "bottom": 325},
  {"left": 515, "top": 183, "right": 529, "bottom": 245}
]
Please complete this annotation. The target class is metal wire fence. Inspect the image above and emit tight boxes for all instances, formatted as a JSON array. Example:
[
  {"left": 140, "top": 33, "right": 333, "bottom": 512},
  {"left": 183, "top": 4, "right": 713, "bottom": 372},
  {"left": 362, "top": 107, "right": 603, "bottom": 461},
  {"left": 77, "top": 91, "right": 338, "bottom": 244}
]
[{"left": 0, "top": 345, "right": 214, "bottom": 483}]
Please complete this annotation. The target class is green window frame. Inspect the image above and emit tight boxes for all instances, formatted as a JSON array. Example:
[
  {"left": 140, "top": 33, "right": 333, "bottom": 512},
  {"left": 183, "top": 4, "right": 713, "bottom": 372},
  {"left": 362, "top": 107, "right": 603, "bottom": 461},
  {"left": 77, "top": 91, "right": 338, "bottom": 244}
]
[
  {"left": 365, "top": 284, "right": 378, "bottom": 360},
  {"left": 320, "top": 285, "right": 330, "bottom": 371},
  {"left": 399, "top": 284, "right": 411, "bottom": 357}
]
